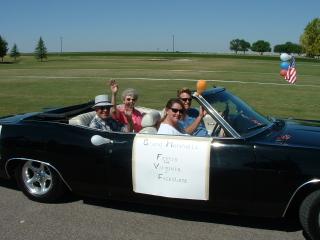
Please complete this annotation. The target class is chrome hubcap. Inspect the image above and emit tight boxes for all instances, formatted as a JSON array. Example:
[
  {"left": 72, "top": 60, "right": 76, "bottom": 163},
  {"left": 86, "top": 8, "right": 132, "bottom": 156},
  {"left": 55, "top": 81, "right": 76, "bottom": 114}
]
[{"left": 22, "top": 161, "right": 53, "bottom": 195}]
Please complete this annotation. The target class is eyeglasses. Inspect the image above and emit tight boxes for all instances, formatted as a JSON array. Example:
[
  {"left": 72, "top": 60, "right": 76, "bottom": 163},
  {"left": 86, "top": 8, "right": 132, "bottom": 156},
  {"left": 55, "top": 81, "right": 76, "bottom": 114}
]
[
  {"left": 170, "top": 108, "right": 185, "bottom": 114},
  {"left": 97, "top": 106, "right": 111, "bottom": 110},
  {"left": 126, "top": 98, "right": 136, "bottom": 102},
  {"left": 180, "top": 97, "right": 192, "bottom": 102}
]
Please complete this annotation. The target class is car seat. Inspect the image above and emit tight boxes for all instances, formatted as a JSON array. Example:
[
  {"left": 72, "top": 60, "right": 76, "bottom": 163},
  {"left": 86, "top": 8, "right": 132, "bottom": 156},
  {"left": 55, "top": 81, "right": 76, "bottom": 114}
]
[
  {"left": 139, "top": 111, "right": 161, "bottom": 134},
  {"left": 69, "top": 111, "right": 96, "bottom": 126}
]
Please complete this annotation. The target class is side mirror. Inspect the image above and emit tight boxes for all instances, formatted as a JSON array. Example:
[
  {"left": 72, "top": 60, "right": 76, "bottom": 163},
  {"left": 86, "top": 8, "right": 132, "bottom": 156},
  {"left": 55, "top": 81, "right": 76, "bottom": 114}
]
[{"left": 91, "top": 135, "right": 113, "bottom": 146}]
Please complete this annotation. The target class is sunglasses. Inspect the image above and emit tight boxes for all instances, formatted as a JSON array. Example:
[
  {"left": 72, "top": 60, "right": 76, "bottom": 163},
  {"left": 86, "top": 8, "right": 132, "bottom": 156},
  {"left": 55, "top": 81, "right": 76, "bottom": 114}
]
[
  {"left": 170, "top": 108, "right": 185, "bottom": 114},
  {"left": 126, "top": 98, "right": 136, "bottom": 102},
  {"left": 180, "top": 97, "right": 192, "bottom": 102},
  {"left": 97, "top": 106, "right": 111, "bottom": 110}
]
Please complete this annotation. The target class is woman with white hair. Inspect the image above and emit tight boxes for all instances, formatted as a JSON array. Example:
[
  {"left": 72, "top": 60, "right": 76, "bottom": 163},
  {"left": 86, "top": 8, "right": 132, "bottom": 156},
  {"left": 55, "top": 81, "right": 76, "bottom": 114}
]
[{"left": 109, "top": 80, "right": 143, "bottom": 132}]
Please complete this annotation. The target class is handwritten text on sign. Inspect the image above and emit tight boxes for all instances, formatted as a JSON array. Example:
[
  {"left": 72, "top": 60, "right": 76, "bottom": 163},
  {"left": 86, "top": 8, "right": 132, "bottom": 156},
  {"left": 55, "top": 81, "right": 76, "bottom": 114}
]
[{"left": 132, "top": 134, "right": 211, "bottom": 200}]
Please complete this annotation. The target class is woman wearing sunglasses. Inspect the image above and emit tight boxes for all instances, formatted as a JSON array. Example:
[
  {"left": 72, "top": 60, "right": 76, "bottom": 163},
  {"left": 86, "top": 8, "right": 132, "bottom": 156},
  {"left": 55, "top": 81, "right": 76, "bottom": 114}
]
[
  {"left": 177, "top": 87, "right": 208, "bottom": 136},
  {"left": 157, "top": 98, "right": 186, "bottom": 135},
  {"left": 110, "top": 80, "right": 143, "bottom": 132}
]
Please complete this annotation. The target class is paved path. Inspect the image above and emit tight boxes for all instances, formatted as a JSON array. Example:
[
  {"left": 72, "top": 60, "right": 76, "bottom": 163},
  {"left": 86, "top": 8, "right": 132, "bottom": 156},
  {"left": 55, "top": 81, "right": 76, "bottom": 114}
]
[{"left": 0, "top": 179, "right": 306, "bottom": 240}]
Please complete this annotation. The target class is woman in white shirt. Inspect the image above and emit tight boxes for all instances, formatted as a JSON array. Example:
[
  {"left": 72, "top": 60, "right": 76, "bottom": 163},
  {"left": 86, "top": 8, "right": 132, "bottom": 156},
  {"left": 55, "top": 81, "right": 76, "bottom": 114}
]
[{"left": 157, "top": 98, "right": 186, "bottom": 135}]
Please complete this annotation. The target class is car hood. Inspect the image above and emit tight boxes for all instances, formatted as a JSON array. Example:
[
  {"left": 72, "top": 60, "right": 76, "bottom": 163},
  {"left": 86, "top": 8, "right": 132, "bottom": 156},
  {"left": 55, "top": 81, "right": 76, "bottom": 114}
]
[{"left": 269, "top": 119, "right": 320, "bottom": 149}]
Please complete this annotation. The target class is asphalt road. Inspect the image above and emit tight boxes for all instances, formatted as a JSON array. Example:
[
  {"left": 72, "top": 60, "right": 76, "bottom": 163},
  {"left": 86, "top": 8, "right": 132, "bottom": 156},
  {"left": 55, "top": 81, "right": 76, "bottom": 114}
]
[{"left": 0, "top": 179, "right": 307, "bottom": 240}]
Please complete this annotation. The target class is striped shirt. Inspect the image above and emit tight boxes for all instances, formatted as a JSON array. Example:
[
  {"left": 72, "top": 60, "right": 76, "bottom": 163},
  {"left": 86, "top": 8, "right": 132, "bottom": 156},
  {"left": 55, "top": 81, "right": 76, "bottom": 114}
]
[{"left": 89, "top": 115, "right": 127, "bottom": 132}]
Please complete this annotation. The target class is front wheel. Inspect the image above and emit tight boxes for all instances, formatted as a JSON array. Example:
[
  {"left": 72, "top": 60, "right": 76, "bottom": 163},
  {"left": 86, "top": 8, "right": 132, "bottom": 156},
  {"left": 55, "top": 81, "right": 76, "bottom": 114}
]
[
  {"left": 15, "top": 160, "right": 67, "bottom": 203},
  {"left": 299, "top": 190, "right": 320, "bottom": 240}
]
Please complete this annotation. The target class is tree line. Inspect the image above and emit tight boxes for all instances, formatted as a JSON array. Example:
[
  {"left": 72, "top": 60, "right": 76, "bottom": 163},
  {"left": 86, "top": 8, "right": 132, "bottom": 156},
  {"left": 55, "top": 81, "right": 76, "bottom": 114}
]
[
  {"left": 1, "top": 18, "right": 320, "bottom": 62},
  {"left": 0, "top": 36, "right": 47, "bottom": 62},
  {"left": 230, "top": 18, "right": 320, "bottom": 57},
  {"left": 230, "top": 39, "right": 303, "bottom": 55}
]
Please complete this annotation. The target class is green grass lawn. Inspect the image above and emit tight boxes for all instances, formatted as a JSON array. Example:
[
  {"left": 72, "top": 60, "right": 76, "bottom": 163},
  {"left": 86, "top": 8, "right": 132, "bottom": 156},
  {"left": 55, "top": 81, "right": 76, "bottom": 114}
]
[{"left": 0, "top": 53, "right": 320, "bottom": 120}]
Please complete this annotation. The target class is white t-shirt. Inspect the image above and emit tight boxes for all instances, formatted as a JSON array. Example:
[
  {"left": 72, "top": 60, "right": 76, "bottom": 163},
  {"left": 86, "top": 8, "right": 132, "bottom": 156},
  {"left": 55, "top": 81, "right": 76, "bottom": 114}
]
[{"left": 157, "top": 123, "right": 185, "bottom": 135}]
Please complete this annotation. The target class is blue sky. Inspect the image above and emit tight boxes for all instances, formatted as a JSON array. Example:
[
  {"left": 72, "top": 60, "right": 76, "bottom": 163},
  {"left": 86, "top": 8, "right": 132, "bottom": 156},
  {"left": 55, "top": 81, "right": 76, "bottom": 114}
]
[{"left": 1, "top": 0, "right": 319, "bottom": 53}]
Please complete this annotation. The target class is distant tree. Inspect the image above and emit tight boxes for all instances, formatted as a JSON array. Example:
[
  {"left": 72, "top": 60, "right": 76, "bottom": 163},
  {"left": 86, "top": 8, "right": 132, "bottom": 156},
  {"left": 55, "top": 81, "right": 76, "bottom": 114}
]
[
  {"left": 34, "top": 37, "right": 47, "bottom": 61},
  {"left": 300, "top": 18, "right": 320, "bottom": 58},
  {"left": 283, "top": 42, "right": 303, "bottom": 55},
  {"left": 273, "top": 44, "right": 284, "bottom": 53},
  {"left": 0, "top": 35, "right": 8, "bottom": 62},
  {"left": 239, "top": 39, "right": 251, "bottom": 54},
  {"left": 274, "top": 42, "right": 303, "bottom": 55},
  {"left": 251, "top": 40, "right": 271, "bottom": 55},
  {"left": 229, "top": 39, "right": 241, "bottom": 54},
  {"left": 10, "top": 43, "right": 21, "bottom": 61},
  {"left": 291, "top": 44, "right": 303, "bottom": 55}
]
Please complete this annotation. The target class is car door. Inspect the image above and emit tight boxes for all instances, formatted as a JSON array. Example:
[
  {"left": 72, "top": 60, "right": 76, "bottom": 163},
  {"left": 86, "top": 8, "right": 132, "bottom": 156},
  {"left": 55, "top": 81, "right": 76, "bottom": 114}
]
[
  {"left": 46, "top": 124, "right": 112, "bottom": 198},
  {"left": 209, "top": 138, "right": 256, "bottom": 214},
  {"left": 55, "top": 125, "right": 135, "bottom": 198},
  {"left": 105, "top": 132, "right": 256, "bottom": 214},
  {"left": 102, "top": 131, "right": 136, "bottom": 198}
]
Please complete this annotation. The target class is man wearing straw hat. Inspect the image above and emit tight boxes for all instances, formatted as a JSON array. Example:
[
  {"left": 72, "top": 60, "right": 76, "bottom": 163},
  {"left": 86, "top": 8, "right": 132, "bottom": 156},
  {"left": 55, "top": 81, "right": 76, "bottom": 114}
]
[{"left": 89, "top": 94, "right": 133, "bottom": 132}]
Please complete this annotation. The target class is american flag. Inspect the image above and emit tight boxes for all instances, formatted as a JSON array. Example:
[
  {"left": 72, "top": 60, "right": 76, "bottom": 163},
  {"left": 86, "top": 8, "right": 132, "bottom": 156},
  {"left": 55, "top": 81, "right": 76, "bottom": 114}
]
[{"left": 285, "top": 56, "right": 297, "bottom": 84}]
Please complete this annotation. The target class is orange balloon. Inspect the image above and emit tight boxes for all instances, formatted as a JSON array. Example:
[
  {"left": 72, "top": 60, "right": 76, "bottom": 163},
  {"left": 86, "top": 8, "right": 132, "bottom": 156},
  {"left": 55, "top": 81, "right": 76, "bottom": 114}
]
[{"left": 197, "top": 79, "right": 207, "bottom": 95}]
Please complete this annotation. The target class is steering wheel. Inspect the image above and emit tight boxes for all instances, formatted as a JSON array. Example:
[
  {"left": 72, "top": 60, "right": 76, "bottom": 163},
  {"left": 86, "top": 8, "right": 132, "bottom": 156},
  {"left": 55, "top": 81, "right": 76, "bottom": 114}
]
[{"left": 211, "top": 103, "right": 229, "bottom": 137}]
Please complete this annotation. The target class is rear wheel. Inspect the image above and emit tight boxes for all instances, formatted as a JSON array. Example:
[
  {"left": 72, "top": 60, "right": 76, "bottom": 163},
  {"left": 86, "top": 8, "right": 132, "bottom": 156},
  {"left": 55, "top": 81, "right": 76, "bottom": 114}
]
[
  {"left": 15, "top": 160, "right": 67, "bottom": 203},
  {"left": 299, "top": 190, "right": 320, "bottom": 240}
]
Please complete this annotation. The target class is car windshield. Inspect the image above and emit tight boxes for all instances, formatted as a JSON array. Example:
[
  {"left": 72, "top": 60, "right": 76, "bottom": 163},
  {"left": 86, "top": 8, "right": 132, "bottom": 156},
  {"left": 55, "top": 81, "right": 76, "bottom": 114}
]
[{"left": 202, "top": 89, "right": 272, "bottom": 136}]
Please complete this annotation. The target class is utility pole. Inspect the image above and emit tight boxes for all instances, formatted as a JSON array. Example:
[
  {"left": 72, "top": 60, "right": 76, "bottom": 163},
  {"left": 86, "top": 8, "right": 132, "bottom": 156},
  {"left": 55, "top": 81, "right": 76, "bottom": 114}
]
[
  {"left": 60, "top": 36, "right": 63, "bottom": 54},
  {"left": 172, "top": 34, "right": 175, "bottom": 52}
]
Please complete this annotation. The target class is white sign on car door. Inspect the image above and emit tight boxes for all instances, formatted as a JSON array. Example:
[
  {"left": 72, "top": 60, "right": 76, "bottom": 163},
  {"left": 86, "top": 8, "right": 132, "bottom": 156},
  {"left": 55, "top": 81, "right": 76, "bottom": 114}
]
[{"left": 132, "top": 134, "right": 211, "bottom": 200}]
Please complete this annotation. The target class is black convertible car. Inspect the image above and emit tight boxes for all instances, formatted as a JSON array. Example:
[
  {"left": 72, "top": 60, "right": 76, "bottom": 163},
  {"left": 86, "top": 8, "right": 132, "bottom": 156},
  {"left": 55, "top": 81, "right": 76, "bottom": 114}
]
[{"left": 1, "top": 87, "right": 320, "bottom": 239}]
